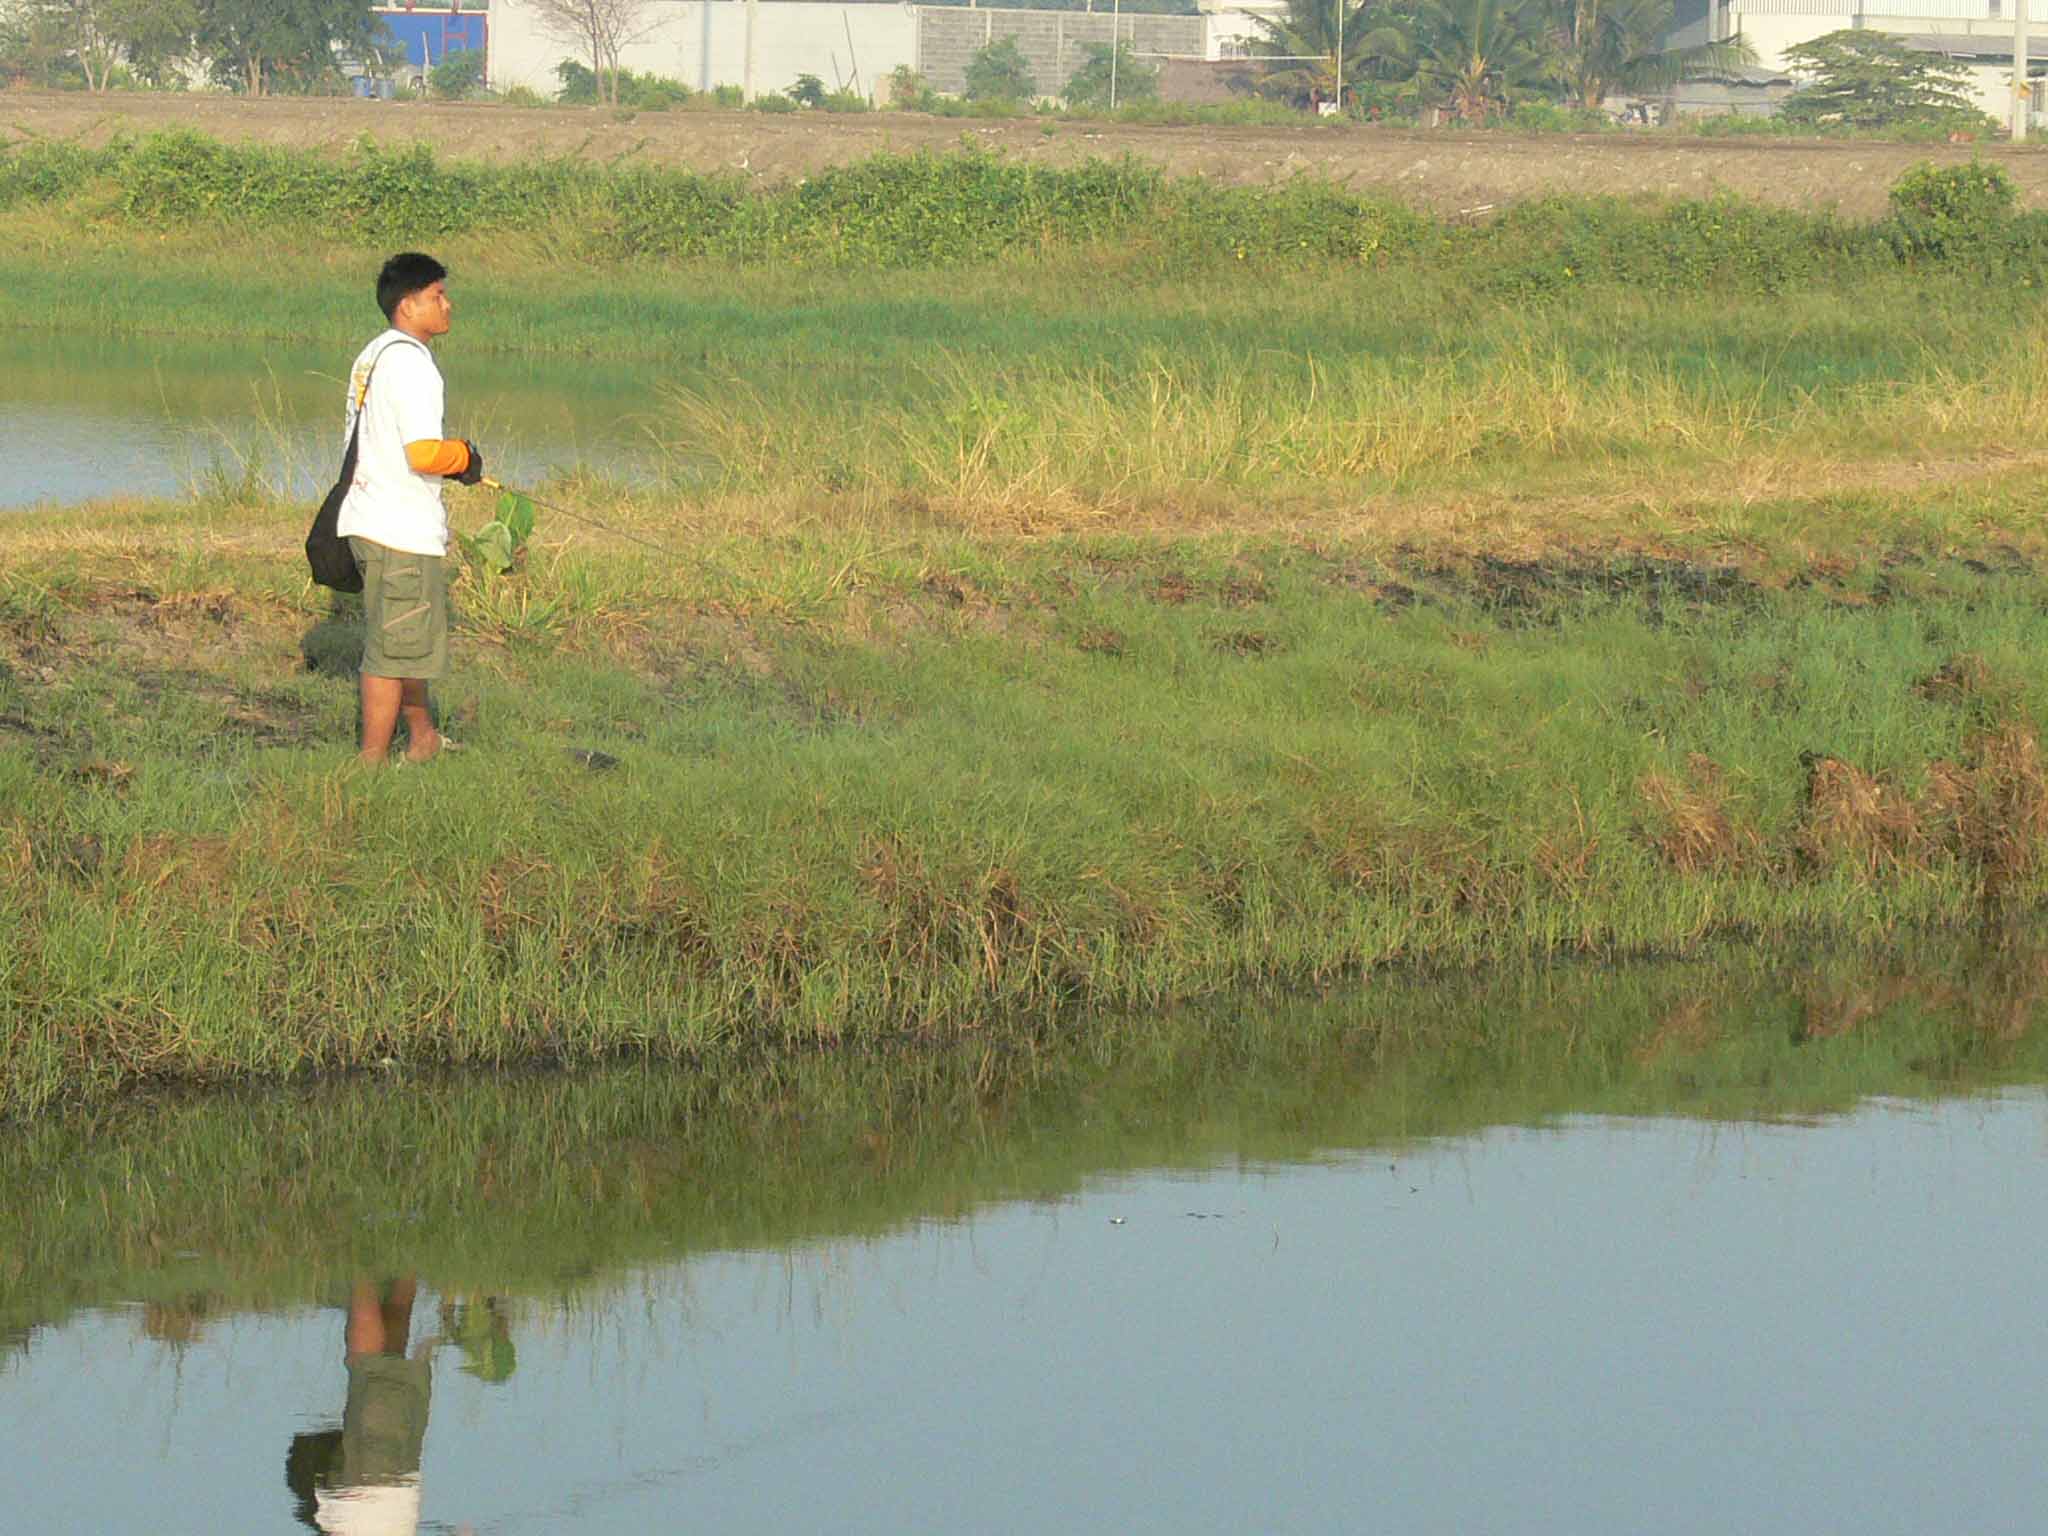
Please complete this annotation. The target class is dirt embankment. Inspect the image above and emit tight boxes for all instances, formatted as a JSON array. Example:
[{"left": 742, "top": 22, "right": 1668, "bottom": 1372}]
[{"left": 7, "top": 89, "right": 2048, "bottom": 217}]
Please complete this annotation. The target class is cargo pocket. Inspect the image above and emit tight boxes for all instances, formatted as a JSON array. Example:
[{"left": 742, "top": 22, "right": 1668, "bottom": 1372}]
[{"left": 378, "top": 561, "right": 434, "bottom": 664}]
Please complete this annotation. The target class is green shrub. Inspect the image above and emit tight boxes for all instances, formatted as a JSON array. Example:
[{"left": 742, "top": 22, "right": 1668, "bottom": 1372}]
[
  {"left": 713, "top": 83, "right": 744, "bottom": 108},
  {"left": 10, "top": 132, "right": 2046, "bottom": 286},
  {"left": 1891, "top": 160, "right": 2016, "bottom": 225},
  {"left": 1468, "top": 194, "right": 1866, "bottom": 298},
  {"left": 1508, "top": 102, "right": 1612, "bottom": 134},
  {"left": 555, "top": 58, "right": 691, "bottom": 108},
  {"left": 1885, "top": 161, "right": 2043, "bottom": 266},
  {"left": 554, "top": 58, "right": 600, "bottom": 103},
  {"left": 430, "top": 47, "right": 486, "bottom": 101},
  {"left": 788, "top": 73, "right": 827, "bottom": 108},
  {"left": 1062, "top": 43, "right": 1157, "bottom": 109},
  {"left": 0, "top": 139, "right": 96, "bottom": 208},
  {"left": 885, "top": 64, "right": 936, "bottom": 111},
  {"left": 753, "top": 93, "right": 798, "bottom": 114},
  {"left": 965, "top": 36, "right": 1036, "bottom": 102}
]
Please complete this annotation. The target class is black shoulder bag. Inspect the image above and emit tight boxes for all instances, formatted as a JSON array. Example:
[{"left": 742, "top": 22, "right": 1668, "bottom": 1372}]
[{"left": 305, "top": 340, "right": 409, "bottom": 594}]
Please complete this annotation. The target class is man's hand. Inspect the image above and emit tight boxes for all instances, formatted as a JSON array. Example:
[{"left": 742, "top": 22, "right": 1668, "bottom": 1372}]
[{"left": 454, "top": 441, "right": 485, "bottom": 487}]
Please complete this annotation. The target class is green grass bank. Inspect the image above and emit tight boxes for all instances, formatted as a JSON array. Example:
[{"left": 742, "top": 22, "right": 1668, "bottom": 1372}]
[{"left": 8, "top": 479, "right": 2048, "bottom": 1122}]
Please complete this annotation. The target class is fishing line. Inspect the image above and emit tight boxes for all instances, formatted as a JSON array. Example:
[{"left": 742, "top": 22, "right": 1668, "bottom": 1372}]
[
  {"left": 478, "top": 476, "right": 683, "bottom": 558},
  {"left": 477, "top": 477, "right": 905, "bottom": 598}
]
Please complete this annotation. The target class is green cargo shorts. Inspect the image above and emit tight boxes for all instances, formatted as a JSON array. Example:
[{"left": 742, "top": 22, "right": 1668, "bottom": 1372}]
[{"left": 351, "top": 537, "right": 449, "bottom": 681}]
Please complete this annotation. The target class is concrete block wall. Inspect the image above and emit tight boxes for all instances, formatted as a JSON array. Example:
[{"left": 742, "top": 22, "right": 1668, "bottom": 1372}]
[{"left": 915, "top": 9, "right": 1205, "bottom": 97}]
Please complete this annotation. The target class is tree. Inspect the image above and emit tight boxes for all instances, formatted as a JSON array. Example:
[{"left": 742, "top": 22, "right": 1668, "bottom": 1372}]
[
  {"left": 1779, "top": 30, "right": 1981, "bottom": 129},
  {"left": 193, "top": 0, "right": 374, "bottom": 96},
  {"left": 102, "top": 0, "right": 194, "bottom": 86},
  {"left": 1062, "top": 41, "right": 1159, "bottom": 108},
  {"left": 964, "top": 35, "right": 1037, "bottom": 102},
  {"left": 8, "top": 0, "right": 193, "bottom": 89},
  {"left": 1413, "top": 0, "right": 1546, "bottom": 121},
  {"left": 1246, "top": 0, "right": 1412, "bottom": 109},
  {"left": 1539, "top": 0, "right": 1750, "bottom": 110},
  {"left": 788, "top": 71, "right": 827, "bottom": 107},
  {"left": 526, "top": 0, "right": 656, "bottom": 106},
  {"left": 0, "top": 1, "right": 81, "bottom": 88}
]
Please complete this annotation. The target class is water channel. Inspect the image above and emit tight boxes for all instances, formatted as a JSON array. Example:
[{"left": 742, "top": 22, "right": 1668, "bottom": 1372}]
[
  {"left": 0, "top": 331, "right": 663, "bottom": 509},
  {"left": 8, "top": 953, "right": 2048, "bottom": 1533}
]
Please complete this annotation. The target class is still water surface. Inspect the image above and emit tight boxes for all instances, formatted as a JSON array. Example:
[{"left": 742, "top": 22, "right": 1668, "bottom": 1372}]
[
  {"left": 9, "top": 965, "right": 2048, "bottom": 1534},
  {"left": 0, "top": 331, "right": 662, "bottom": 508},
  {"left": 14, "top": 1098, "right": 2048, "bottom": 1531}
]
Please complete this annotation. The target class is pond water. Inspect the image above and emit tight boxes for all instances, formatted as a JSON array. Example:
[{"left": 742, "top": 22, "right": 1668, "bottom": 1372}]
[
  {"left": 8, "top": 956, "right": 2048, "bottom": 1533},
  {"left": 0, "top": 331, "right": 665, "bottom": 509}
]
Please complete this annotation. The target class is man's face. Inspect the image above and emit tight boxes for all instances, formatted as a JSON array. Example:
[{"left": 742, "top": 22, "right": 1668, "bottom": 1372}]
[{"left": 399, "top": 280, "right": 453, "bottom": 338}]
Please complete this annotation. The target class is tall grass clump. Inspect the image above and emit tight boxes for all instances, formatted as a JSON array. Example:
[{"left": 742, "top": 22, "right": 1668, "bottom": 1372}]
[{"left": 658, "top": 324, "right": 2048, "bottom": 514}]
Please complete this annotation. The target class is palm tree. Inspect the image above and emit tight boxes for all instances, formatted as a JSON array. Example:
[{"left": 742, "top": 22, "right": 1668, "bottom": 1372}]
[
  {"left": 1246, "top": 0, "right": 1414, "bottom": 108},
  {"left": 1542, "top": 0, "right": 1755, "bottom": 110},
  {"left": 1413, "top": 0, "right": 1548, "bottom": 122}
]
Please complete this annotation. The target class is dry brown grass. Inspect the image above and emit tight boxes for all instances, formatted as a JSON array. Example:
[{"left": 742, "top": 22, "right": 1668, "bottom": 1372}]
[
  {"left": 476, "top": 855, "right": 555, "bottom": 953},
  {"left": 1928, "top": 723, "right": 2048, "bottom": 901},
  {"left": 1795, "top": 724, "right": 2048, "bottom": 900},
  {"left": 0, "top": 823, "right": 31, "bottom": 894},
  {"left": 1914, "top": 651, "right": 1996, "bottom": 705},
  {"left": 1637, "top": 755, "right": 1759, "bottom": 874},
  {"left": 119, "top": 833, "right": 237, "bottom": 904},
  {"left": 860, "top": 836, "right": 1041, "bottom": 994},
  {"left": 1798, "top": 755, "right": 1925, "bottom": 877}
]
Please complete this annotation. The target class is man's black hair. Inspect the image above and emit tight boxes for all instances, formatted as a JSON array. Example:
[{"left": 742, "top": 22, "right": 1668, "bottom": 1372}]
[{"left": 376, "top": 252, "right": 448, "bottom": 322}]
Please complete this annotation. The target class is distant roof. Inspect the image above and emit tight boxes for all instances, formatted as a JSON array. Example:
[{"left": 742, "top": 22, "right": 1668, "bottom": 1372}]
[
  {"left": 1683, "top": 67, "right": 1795, "bottom": 85},
  {"left": 1901, "top": 32, "right": 2048, "bottom": 61}
]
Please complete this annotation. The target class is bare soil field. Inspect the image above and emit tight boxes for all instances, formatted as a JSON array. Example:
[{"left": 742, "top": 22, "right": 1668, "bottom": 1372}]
[{"left": 8, "top": 89, "right": 2048, "bottom": 216}]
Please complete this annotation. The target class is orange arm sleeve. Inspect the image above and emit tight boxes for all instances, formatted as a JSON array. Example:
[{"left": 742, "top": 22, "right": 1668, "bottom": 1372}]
[{"left": 405, "top": 439, "right": 471, "bottom": 477}]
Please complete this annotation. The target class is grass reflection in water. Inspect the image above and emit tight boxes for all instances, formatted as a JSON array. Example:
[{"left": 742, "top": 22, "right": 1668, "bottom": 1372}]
[{"left": 6, "top": 932, "right": 2047, "bottom": 1360}]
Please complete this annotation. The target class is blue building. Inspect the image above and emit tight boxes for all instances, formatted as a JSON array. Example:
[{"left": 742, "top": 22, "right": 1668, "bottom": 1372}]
[{"left": 370, "top": 5, "right": 489, "bottom": 79}]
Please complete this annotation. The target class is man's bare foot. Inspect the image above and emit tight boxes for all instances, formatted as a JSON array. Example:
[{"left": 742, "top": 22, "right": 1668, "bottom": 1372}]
[{"left": 404, "top": 731, "right": 444, "bottom": 764}]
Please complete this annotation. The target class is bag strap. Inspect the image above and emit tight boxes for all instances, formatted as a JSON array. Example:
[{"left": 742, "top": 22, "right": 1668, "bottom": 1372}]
[{"left": 344, "top": 333, "right": 432, "bottom": 450}]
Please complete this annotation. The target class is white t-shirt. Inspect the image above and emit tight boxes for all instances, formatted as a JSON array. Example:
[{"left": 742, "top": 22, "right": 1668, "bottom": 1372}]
[
  {"left": 314, "top": 1477, "right": 423, "bottom": 1536},
  {"left": 336, "top": 330, "right": 451, "bottom": 558}
]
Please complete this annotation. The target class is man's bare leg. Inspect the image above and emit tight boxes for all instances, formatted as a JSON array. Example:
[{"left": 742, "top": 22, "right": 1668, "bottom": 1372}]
[
  {"left": 400, "top": 679, "right": 442, "bottom": 762},
  {"left": 360, "top": 676, "right": 441, "bottom": 764},
  {"left": 359, "top": 673, "right": 403, "bottom": 765},
  {"left": 345, "top": 1277, "right": 389, "bottom": 1359},
  {"left": 344, "top": 1275, "right": 418, "bottom": 1361}
]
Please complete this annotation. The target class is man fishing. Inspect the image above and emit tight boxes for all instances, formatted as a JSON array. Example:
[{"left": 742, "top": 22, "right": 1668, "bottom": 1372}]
[{"left": 338, "top": 252, "right": 484, "bottom": 765}]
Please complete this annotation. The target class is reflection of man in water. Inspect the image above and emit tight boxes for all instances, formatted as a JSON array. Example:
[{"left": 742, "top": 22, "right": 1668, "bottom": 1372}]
[{"left": 286, "top": 1276, "right": 434, "bottom": 1535}]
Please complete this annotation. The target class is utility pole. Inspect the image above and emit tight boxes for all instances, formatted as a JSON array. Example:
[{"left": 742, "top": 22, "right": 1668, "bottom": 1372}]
[
  {"left": 1110, "top": 0, "right": 1120, "bottom": 109},
  {"left": 2018, "top": 0, "right": 2032, "bottom": 141},
  {"left": 745, "top": 0, "right": 760, "bottom": 104},
  {"left": 1335, "top": 0, "right": 1345, "bottom": 117}
]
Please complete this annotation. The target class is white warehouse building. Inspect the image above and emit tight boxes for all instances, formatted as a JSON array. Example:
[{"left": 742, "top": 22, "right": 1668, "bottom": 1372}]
[{"left": 1666, "top": 0, "right": 2048, "bottom": 124}]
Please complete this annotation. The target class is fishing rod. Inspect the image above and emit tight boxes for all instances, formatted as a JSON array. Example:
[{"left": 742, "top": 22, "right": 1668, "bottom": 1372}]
[{"left": 478, "top": 476, "right": 680, "bottom": 558}]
